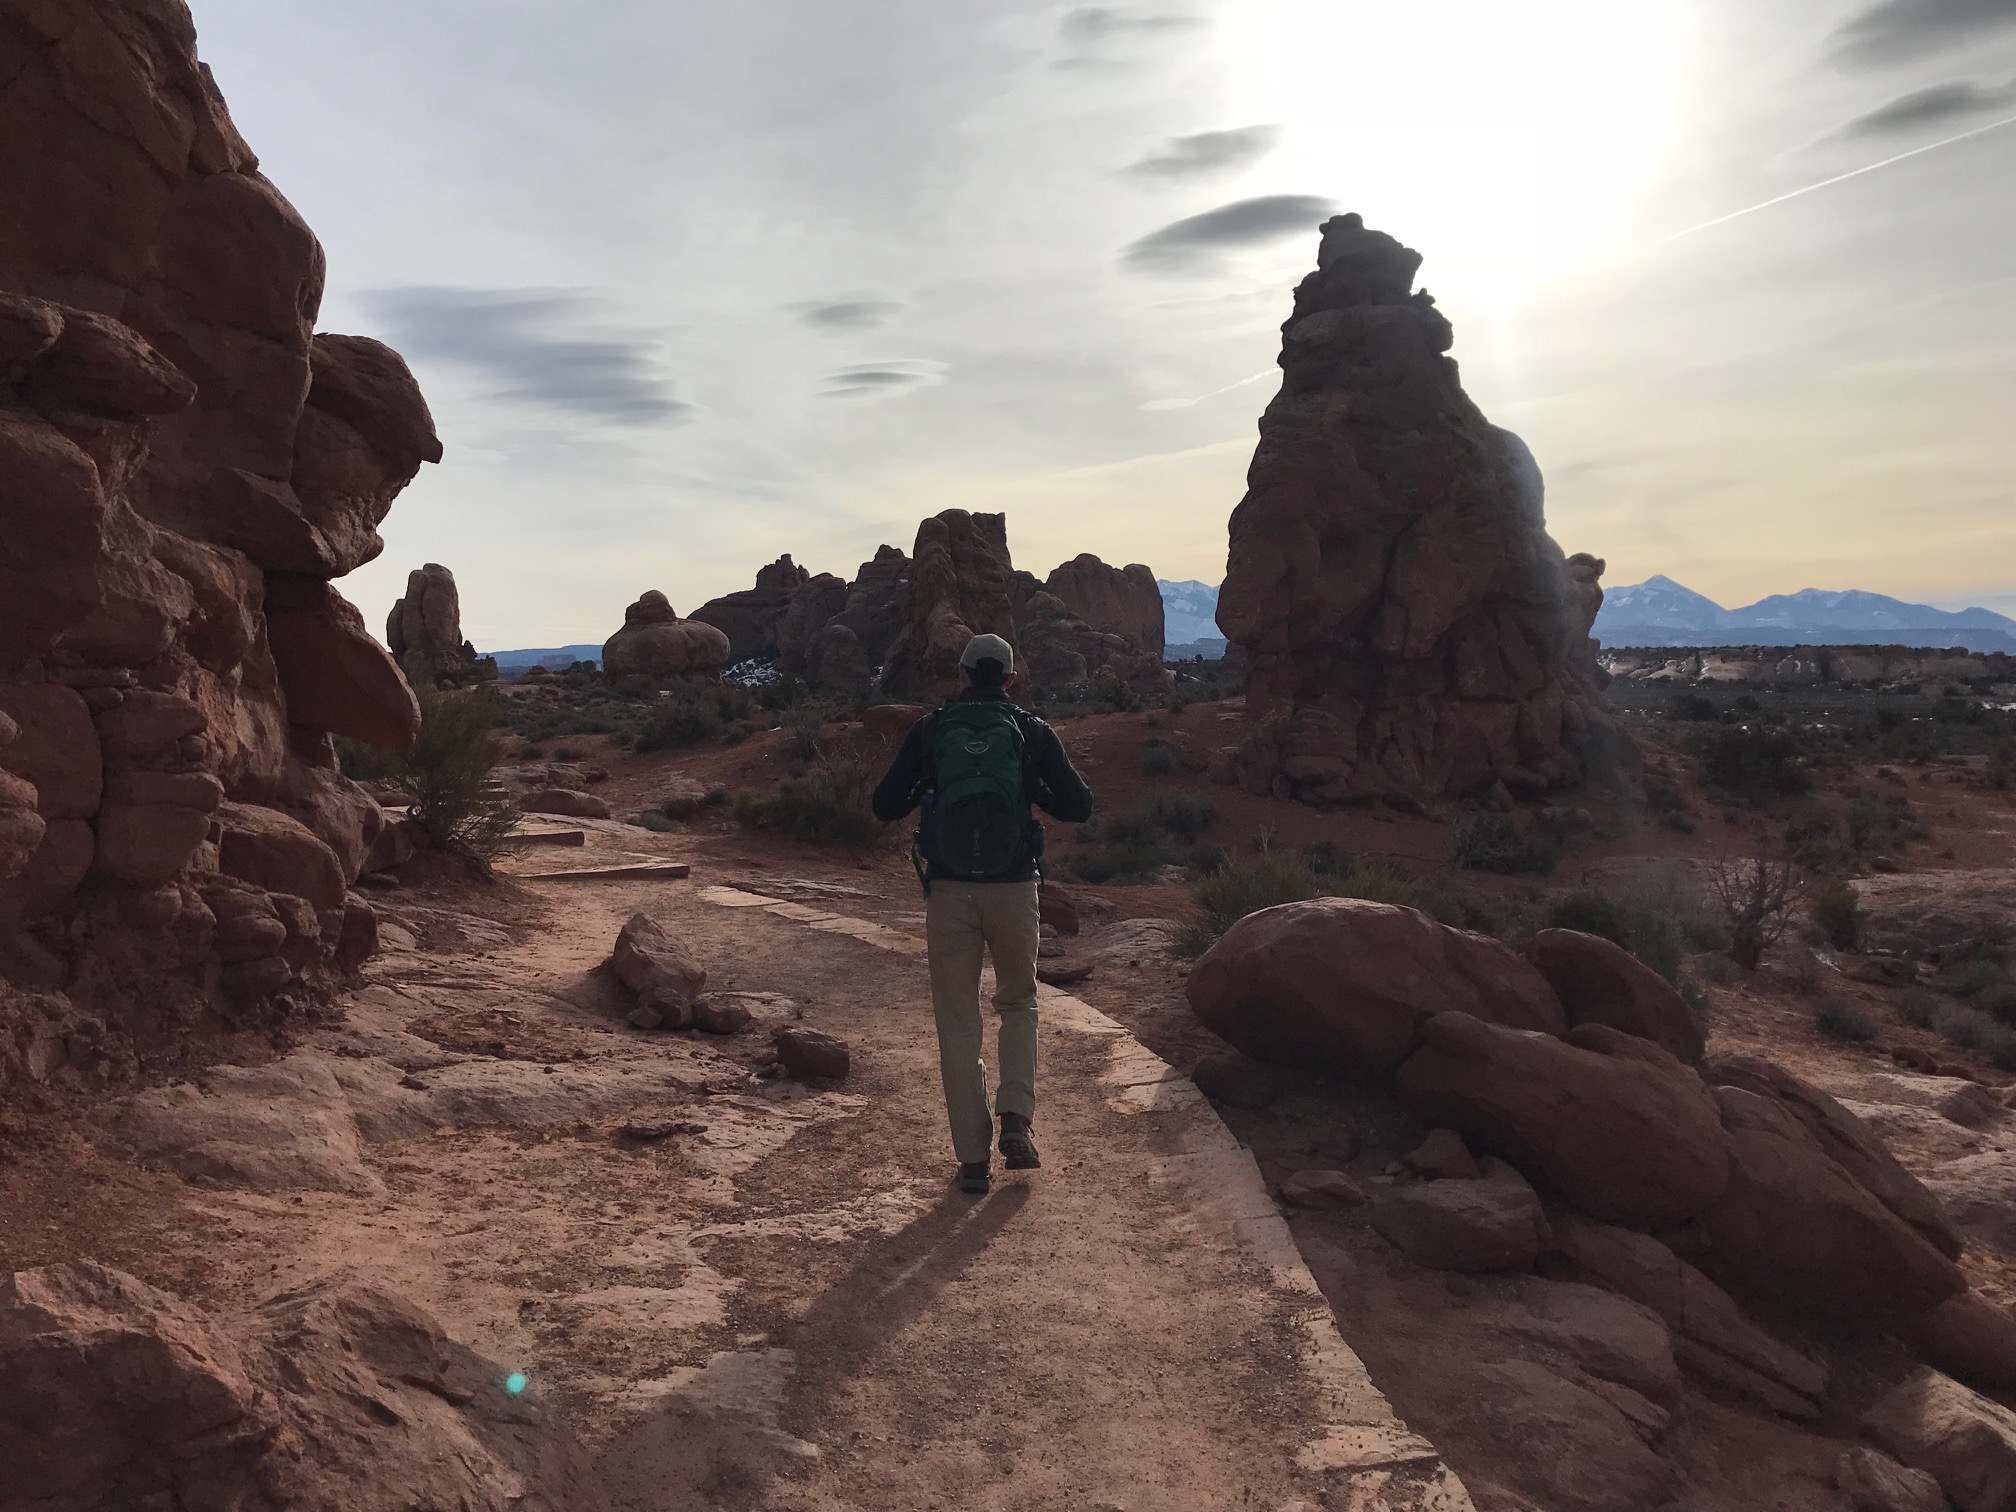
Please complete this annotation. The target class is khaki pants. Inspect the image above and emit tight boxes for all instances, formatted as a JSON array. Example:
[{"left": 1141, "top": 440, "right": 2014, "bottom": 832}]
[{"left": 925, "top": 879, "right": 1040, "bottom": 1165}]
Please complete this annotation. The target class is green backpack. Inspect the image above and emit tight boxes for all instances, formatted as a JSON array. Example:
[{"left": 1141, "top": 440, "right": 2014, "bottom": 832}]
[{"left": 919, "top": 700, "right": 1043, "bottom": 881}]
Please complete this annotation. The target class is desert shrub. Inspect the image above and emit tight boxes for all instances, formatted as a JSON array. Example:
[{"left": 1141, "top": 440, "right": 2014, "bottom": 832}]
[
  {"left": 1936, "top": 1005, "right": 2006, "bottom": 1056},
  {"left": 783, "top": 709, "right": 825, "bottom": 760},
  {"left": 1140, "top": 739, "right": 1178, "bottom": 777},
  {"left": 1174, "top": 850, "right": 1323, "bottom": 957},
  {"left": 1329, "top": 860, "right": 1425, "bottom": 909},
  {"left": 1784, "top": 946, "right": 1825, "bottom": 996},
  {"left": 1680, "top": 976, "right": 1714, "bottom": 1030},
  {"left": 636, "top": 697, "right": 718, "bottom": 752},
  {"left": 721, "top": 720, "right": 753, "bottom": 745},
  {"left": 393, "top": 685, "right": 519, "bottom": 857},
  {"left": 1092, "top": 670, "right": 1141, "bottom": 714},
  {"left": 639, "top": 811, "right": 683, "bottom": 833},
  {"left": 1453, "top": 815, "right": 1559, "bottom": 876},
  {"left": 1144, "top": 794, "right": 1217, "bottom": 838},
  {"left": 1692, "top": 725, "right": 1813, "bottom": 806},
  {"left": 1673, "top": 693, "right": 1718, "bottom": 722},
  {"left": 1696, "top": 952, "right": 1740, "bottom": 985},
  {"left": 1815, "top": 997, "right": 1876, "bottom": 1043},
  {"left": 1892, "top": 988, "right": 1940, "bottom": 1029},
  {"left": 1303, "top": 840, "right": 1350, "bottom": 876},
  {"left": 730, "top": 757, "right": 882, "bottom": 845},
  {"left": 516, "top": 745, "right": 546, "bottom": 761},
  {"left": 552, "top": 744, "right": 586, "bottom": 762},
  {"left": 333, "top": 735, "right": 403, "bottom": 783},
  {"left": 714, "top": 683, "right": 756, "bottom": 724},
  {"left": 1708, "top": 854, "right": 1803, "bottom": 970},
  {"left": 755, "top": 674, "right": 809, "bottom": 713},
  {"left": 1644, "top": 780, "right": 1689, "bottom": 816},
  {"left": 1808, "top": 880, "right": 1864, "bottom": 951}
]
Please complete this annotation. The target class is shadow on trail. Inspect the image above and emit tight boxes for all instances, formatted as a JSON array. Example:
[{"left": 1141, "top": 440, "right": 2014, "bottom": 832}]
[{"left": 596, "top": 1184, "right": 1031, "bottom": 1510}]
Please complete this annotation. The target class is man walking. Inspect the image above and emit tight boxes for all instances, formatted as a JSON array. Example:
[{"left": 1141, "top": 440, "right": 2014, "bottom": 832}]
[{"left": 871, "top": 634, "right": 1095, "bottom": 1194}]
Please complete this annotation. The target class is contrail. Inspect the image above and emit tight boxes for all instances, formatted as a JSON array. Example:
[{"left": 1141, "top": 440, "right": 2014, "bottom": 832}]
[{"left": 1667, "top": 111, "right": 2016, "bottom": 242}]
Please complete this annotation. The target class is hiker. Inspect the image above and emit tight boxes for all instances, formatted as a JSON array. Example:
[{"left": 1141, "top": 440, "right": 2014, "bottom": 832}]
[{"left": 870, "top": 633, "right": 1095, "bottom": 1195}]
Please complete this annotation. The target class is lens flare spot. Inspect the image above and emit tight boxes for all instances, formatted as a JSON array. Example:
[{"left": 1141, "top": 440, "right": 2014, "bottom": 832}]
[{"left": 505, "top": 1372, "right": 527, "bottom": 1395}]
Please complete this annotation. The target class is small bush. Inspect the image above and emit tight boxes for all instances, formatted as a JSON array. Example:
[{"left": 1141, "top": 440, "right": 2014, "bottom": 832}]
[
  {"left": 1784, "top": 947, "right": 1825, "bottom": 996},
  {"left": 1813, "top": 996, "right": 1874, "bottom": 1042},
  {"left": 1674, "top": 693, "right": 1718, "bottom": 722},
  {"left": 1144, "top": 794, "right": 1217, "bottom": 838},
  {"left": 1936, "top": 1005, "right": 1999, "bottom": 1052},
  {"left": 1692, "top": 725, "right": 1813, "bottom": 806},
  {"left": 1528, "top": 888, "right": 1686, "bottom": 986},
  {"left": 637, "top": 698, "right": 718, "bottom": 752},
  {"left": 1892, "top": 988, "right": 1940, "bottom": 1028},
  {"left": 1453, "top": 815, "right": 1559, "bottom": 876},
  {"left": 731, "top": 757, "right": 882, "bottom": 845},
  {"left": 783, "top": 710, "right": 825, "bottom": 761},
  {"left": 1175, "top": 851, "right": 1323, "bottom": 956},
  {"left": 1304, "top": 840, "right": 1351, "bottom": 877},
  {"left": 639, "top": 811, "right": 683, "bottom": 833},
  {"left": 333, "top": 735, "right": 403, "bottom": 783},
  {"left": 552, "top": 744, "right": 586, "bottom": 762},
  {"left": 1093, "top": 670, "right": 1140, "bottom": 714},
  {"left": 1696, "top": 952, "right": 1740, "bottom": 985},
  {"left": 1140, "top": 739, "right": 1178, "bottom": 777},
  {"left": 755, "top": 674, "right": 809, "bottom": 713},
  {"left": 1328, "top": 860, "right": 1424, "bottom": 909},
  {"left": 1808, "top": 880, "right": 1864, "bottom": 951},
  {"left": 393, "top": 685, "right": 519, "bottom": 857}
]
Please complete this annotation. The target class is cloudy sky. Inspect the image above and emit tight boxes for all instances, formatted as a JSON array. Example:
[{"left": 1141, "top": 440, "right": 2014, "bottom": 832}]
[{"left": 192, "top": 0, "right": 2016, "bottom": 650}]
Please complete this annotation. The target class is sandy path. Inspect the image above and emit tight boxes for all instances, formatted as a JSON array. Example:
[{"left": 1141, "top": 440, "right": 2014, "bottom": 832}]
[{"left": 76, "top": 849, "right": 1465, "bottom": 1512}]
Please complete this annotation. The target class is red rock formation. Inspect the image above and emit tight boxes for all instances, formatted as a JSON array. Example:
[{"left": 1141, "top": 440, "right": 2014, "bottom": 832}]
[
  {"left": 803, "top": 545, "right": 910, "bottom": 688},
  {"left": 0, "top": 0, "right": 437, "bottom": 1082},
  {"left": 1218, "top": 213, "right": 1617, "bottom": 805},
  {"left": 877, "top": 510, "right": 1019, "bottom": 699},
  {"left": 1045, "top": 554, "right": 1164, "bottom": 658},
  {"left": 690, "top": 554, "right": 811, "bottom": 662},
  {"left": 386, "top": 562, "right": 494, "bottom": 687},
  {"left": 601, "top": 592, "right": 731, "bottom": 679}
]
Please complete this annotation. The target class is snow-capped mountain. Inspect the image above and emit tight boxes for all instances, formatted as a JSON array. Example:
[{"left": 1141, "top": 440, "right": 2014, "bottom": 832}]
[
  {"left": 1595, "top": 579, "right": 2016, "bottom": 652},
  {"left": 1158, "top": 579, "right": 1222, "bottom": 647}
]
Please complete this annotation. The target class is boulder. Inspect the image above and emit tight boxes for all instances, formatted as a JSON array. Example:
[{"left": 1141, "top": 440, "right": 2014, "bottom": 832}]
[
  {"left": 0, "top": 683, "right": 101, "bottom": 819},
  {"left": 1395, "top": 1014, "right": 1730, "bottom": 1228},
  {"left": 333, "top": 894, "right": 379, "bottom": 973},
  {"left": 1865, "top": 1369, "right": 2016, "bottom": 1512},
  {"left": 0, "top": 770, "right": 44, "bottom": 880},
  {"left": 1215, "top": 214, "right": 1615, "bottom": 805},
  {"left": 601, "top": 591, "right": 732, "bottom": 679},
  {"left": 1698, "top": 1086, "right": 1965, "bottom": 1330},
  {"left": 215, "top": 802, "right": 347, "bottom": 927},
  {"left": 690, "top": 996, "right": 754, "bottom": 1035},
  {"left": 1524, "top": 929, "right": 1703, "bottom": 1065},
  {"left": 775, "top": 1026, "right": 850, "bottom": 1081},
  {"left": 1707, "top": 1055, "right": 1962, "bottom": 1260},
  {"left": 1490, "top": 1278, "right": 1682, "bottom": 1410},
  {"left": 1370, "top": 1162, "right": 1549, "bottom": 1272},
  {"left": 1911, "top": 1291, "right": 2016, "bottom": 1396},
  {"left": 0, "top": 1262, "right": 608, "bottom": 1512},
  {"left": 1186, "top": 899, "right": 1565, "bottom": 1074},
  {"left": 1406, "top": 1127, "right": 1481, "bottom": 1180},
  {"left": 609, "top": 913, "right": 705, "bottom": 1027},
  {"left": 1836, "top": 1447, "right": 1946, "bottom": 1512},
  {"left": 519, "top": 789, "right": 610, "bottom": 821},
  {"left": 690, "top": 554, "right": 811, "bottom": 661},
  {"left": 385, "top": 562, "right": 489, "bottom": 686},
  {"left": 877, "top": 510, "right": 1018, "bottom": 699},
  {"left": 1924, "top": 1152, "right": 2016, "bottom": 1257},
  {"left": 1191, "top": 1049, "right": 1276, "bottom": 1109},
  {"left": 1039, "top": 881, "right": 1081, "bottom": 936},
  {"left": 1544, "top": 1213, "right": 1827, "bottom": 1417},
  {"left": 1278, "top": 1168, "right": 1366, "bottom": 1210},
  {"left": 1462, "top": 1360, "right": 1676, "bottom": 1512},
  {"left": 1043, "top": 554, "right": 1164, "bottom": 658},
  {"left": 0, "top": 818, "right": 95, "bottom": 921}
]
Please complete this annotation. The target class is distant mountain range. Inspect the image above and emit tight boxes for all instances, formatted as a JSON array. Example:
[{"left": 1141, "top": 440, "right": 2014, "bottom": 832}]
[
  {"left": 1159, "top": 579, "right": 1223, "bottom": 656},
  {"left": 484, "top": 643, "right": 601, "bottom": 672},
  {"left": 1596, "top": 577, "right": 2016, "bottom": 653}
]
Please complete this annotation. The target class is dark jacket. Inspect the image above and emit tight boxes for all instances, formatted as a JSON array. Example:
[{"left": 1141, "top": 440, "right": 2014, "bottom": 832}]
[{"left": 871, "top": 688, "right": 1094, "bottom": 882}]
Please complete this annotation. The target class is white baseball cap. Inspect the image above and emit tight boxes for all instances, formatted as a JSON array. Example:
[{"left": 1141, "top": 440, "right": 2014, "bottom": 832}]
[{"left": 959, "top": 633, "right": 1015, "bottom": 673}]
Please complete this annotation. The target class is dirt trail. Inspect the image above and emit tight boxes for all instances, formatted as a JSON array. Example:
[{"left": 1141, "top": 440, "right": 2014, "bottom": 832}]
[{"left": 70, "top": 844, "right": 1468, "bottom": 1511}]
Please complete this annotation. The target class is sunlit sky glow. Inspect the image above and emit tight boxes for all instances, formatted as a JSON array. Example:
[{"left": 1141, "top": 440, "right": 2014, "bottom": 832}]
[{"left": 188, "top": 0, "right": 2016, "bottom": 648}]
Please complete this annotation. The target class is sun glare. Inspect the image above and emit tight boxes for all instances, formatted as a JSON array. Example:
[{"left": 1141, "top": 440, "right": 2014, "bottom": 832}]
[{"left": 1228, "top": 0, "right": 1689, "bottom": 313}]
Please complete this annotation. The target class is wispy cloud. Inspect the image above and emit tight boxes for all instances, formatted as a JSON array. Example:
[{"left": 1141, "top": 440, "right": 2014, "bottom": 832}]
[
  {"left": 1055, "top": 6, "right": 1204, "bottom": 70},
  {"left": 1123, "top": 125, "right": 1281, "bottom": 179},
  {"left": 1122, "top": 194, "right": 1334, "bottom": 270},
  {"left": 1138, "top": 368, "right": 1275, "bottom": 411},
  {"left": 797, "top": 299, "right": 905, "bottom": 331},
  {"left": 361, "top": 286, "right": 689, "bottom": 425},
  {"left": 1831, "top": 0, "right": 2016, "bottom": 66},
  {"left": 1834, "top": 79, "right": 2015, "bottom": 136},
  {"left": 820, "top": 358, "right": 950, "bottom": 398}
]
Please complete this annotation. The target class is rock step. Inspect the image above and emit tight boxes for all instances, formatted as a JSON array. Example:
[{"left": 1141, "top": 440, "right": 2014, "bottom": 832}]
[{"left": 501, "top": 853, "right": 691, "bottom": 881}]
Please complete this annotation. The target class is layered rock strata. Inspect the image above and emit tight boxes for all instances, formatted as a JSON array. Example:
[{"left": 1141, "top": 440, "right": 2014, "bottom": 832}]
[
  {"left": 0, "top": 0, "right": 436, "bottom": 1083},
  {"left": 386, "top": 562, "right": 494, "bottom": 686},
  {"left": 1217, "top": 214, "right": 1616, "bottom": 805}
]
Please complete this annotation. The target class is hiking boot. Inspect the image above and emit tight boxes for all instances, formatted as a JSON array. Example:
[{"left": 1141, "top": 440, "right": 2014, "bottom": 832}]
[
  {"left": 957, "top": 1161, "right": 991, "bottom": 1195},
  {"left": 998, "top": 1112, "right": 1040, "bottom": 1170}
]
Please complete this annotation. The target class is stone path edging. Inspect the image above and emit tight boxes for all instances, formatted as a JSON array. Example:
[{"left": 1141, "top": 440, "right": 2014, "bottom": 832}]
[{"left": 694, "top": 884, "right": 1477, "bottom": 1512}]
